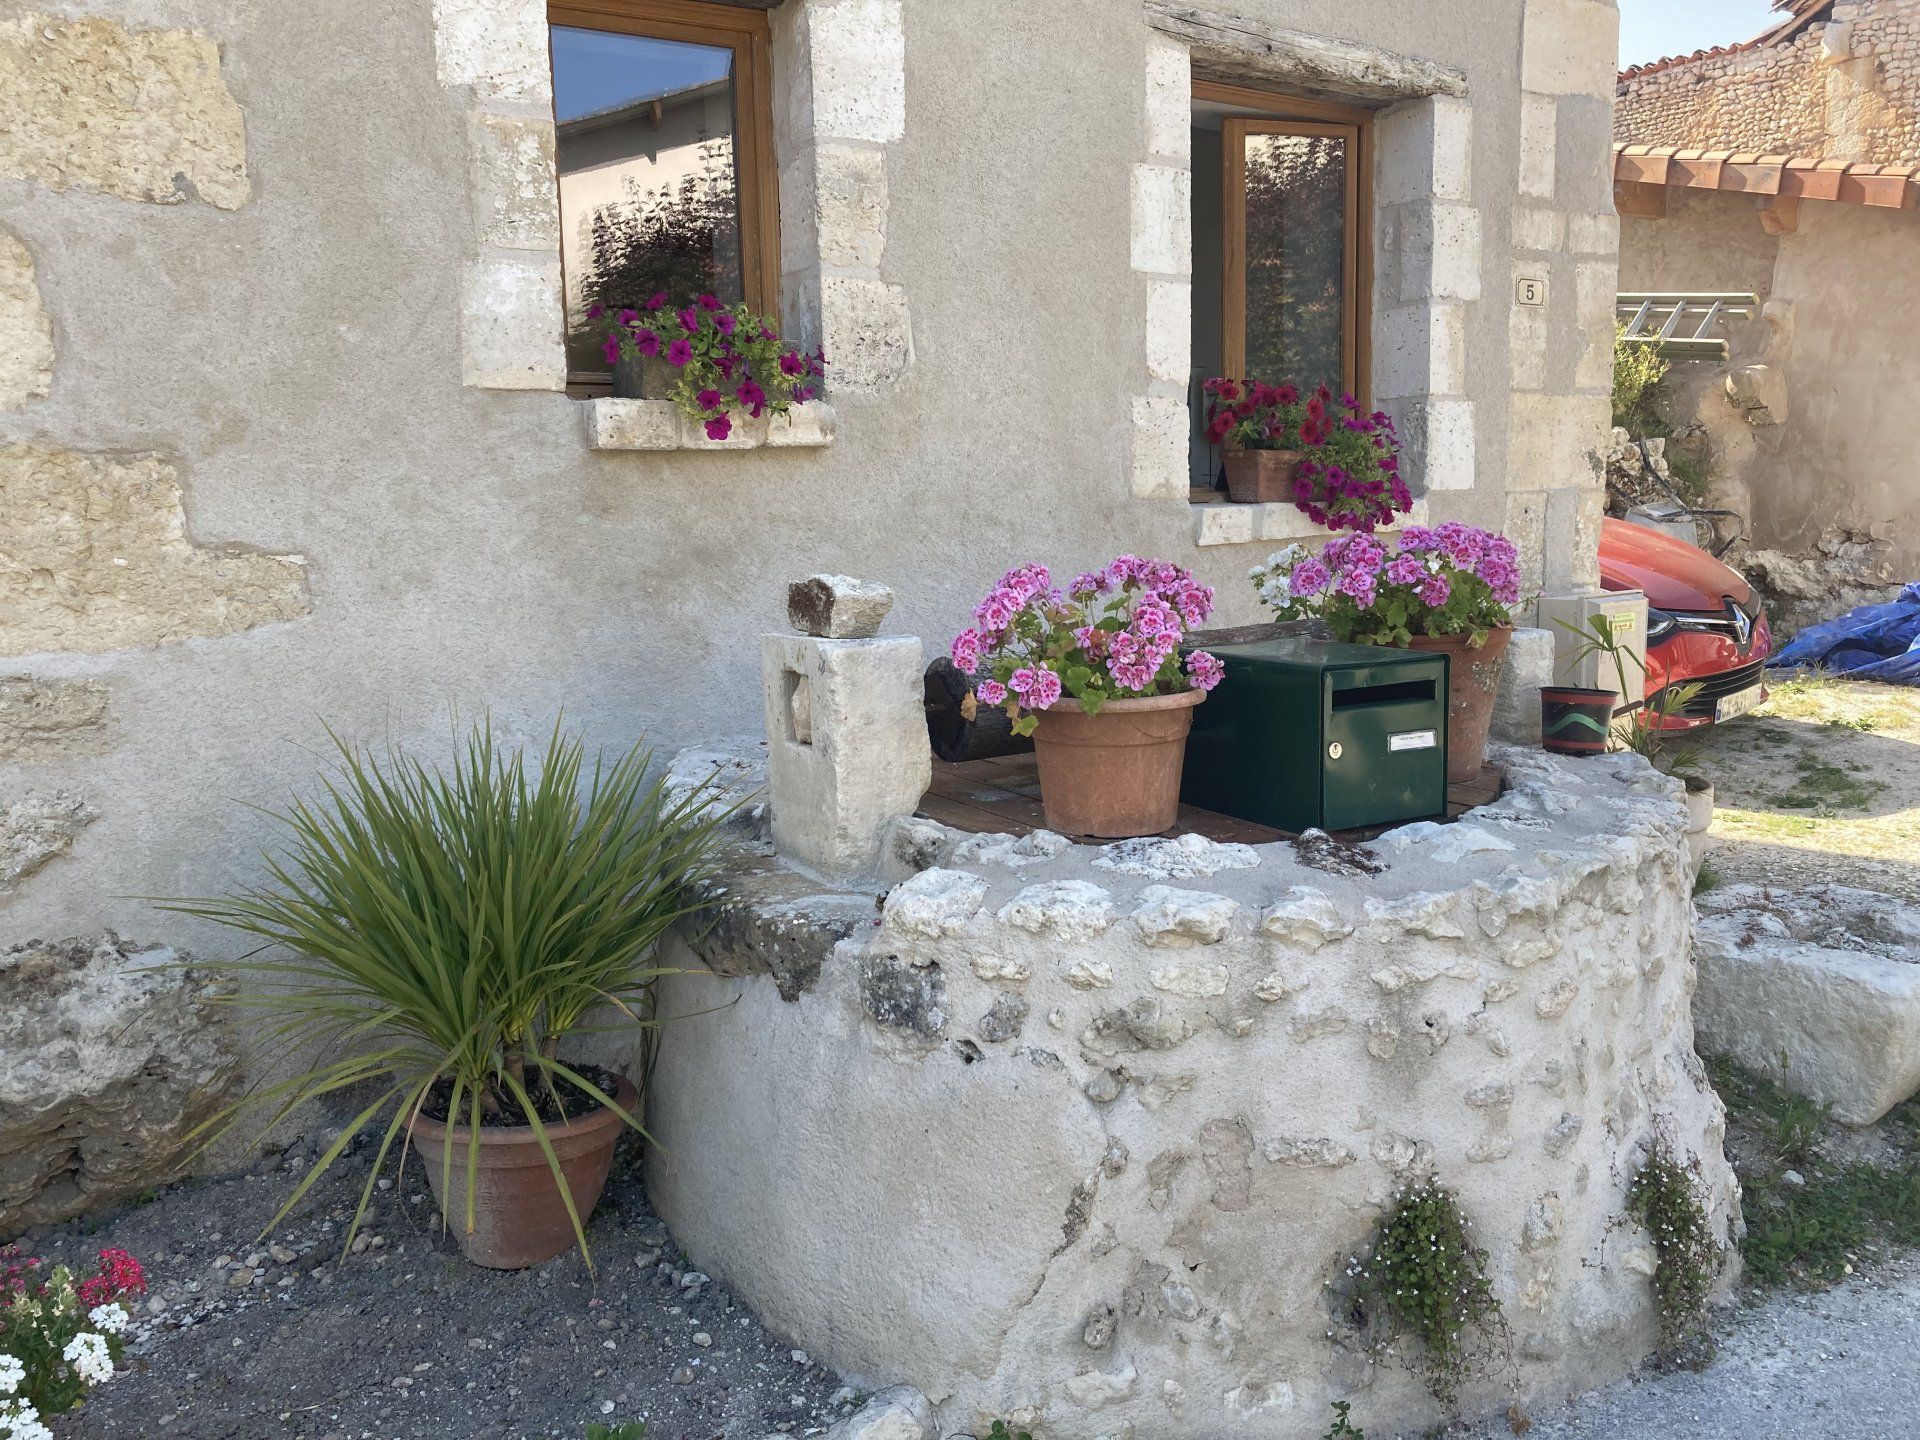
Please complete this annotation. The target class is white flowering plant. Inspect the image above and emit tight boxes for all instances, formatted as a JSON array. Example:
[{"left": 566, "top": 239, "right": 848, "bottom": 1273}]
[{"left": 0, "top": 1245, "right": 143, "bottom": 1435}]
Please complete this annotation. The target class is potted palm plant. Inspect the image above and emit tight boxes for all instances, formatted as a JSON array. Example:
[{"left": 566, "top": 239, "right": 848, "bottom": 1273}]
[
  {"left": 949, "top": 558, "right": 1225, "bottom": 837},
  {"left": 164, "top": 722, "right": 734, "bottom": 1270},
  {"left": 1250, "top": 523, "right": 1526, "bottom": 784}
]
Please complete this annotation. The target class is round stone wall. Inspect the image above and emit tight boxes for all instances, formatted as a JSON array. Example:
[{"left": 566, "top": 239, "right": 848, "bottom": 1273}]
[{"left": 644, "top": 746, "right": 1737, "bottom": 1438}]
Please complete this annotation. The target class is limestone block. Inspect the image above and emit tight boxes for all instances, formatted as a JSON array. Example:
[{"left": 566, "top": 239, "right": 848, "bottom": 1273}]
[
  {"left": 1130, "top": 164, "right": 1193, "bottom": 277},
  {"left": 0, "top": 13, "right": 248, "bottom": 209},
  {"left": 1131, "top": 886, "right": 1240, "bottom": 947},
  {"left": 789, "top": 575, "right": 894, "bottom": 638},
  {"left": 1574, "top": 259, "right": 1618, "bottom": 391},
  {"left": 1386, "top": 397, "right": 1476, "bottom": 492},
  {"left": 1491, "top": 627, "right": 1555, "bottom": 743},
  {"left": 1518, "top": 92, "right": 1558, "bottom": 199},
  {"left": 1, "top": 791, "right": 95, "bottom": 893},
  {"left": 0, "top": 677, "right": 111, "bottom": 760},
  {"left": 1544, "top": 488, "right": 1604, "bottom": 593},
  {"left": 1375, "top": 95, "right": 1472, "bottom": 206},
  {"left": 1520, "top": 0, "right": 1622, "bottom": 97},
  {"left": 1145, "top": 280, "right": 1192, "bottom": 386},
  {"left": 998, "top": 881, "right": 1116, "bottom": 941},
  {"left": 1093, "top": 833, "right": 1259, "bottom": 880},
  {"left": 804, "top": 0, "right": 906, "bottom": 145},
  {"left": 662, "top": 742, "right": 766, "bottom": 822},
  {"left": 820, "top": 275, "right": 911, "bottom": 392},
  {"left": 0, "top": 447, "right": 310, "bottom": 657},
  {"left": 1129, "top": 394, "right": 1190, "bottom": 500},
  {"left": 819, "top": 1387, "right": 934, "bottom": 1440},
  {"left": 1374, "top": 303, "right": 1466, "bottom": 401},
  {"left": 1258, "top": 887, "right": 1351, "bottom": 949},
  {"left": 882, "top": 867, "right": 987, "bottom": 939},
  {"left": 1568, "top": 211, "right": 1620, "bottom": 256},
  {"left": 813, "top": 141, "right": 889, "bottom": 270},
  {"left": 460, "top": 257, "right": 566, "bottom": 391},
  {"left": 1398, "top": 203, "right": 1482, "bottom": 303},
  {"left": 0, "top": 228, "right": 52, "bottom": 408},
  {"left": 952, "top": 830, "right": 1070, "bottom": 869},
  {"left": 431, "top": 0, "right": 551, "bottom": 108},
  {"left": 467, "top": 113, "right": 558, "bottom": 252},
  {"left": 1508, "top": 392, "right": 1609, "bottom": 490},
  {"left": 0, "top": 935, "right": 238, "bottom": 1232},
  {"left": 1143, "top": 33, "right": 1193, "bottom": 163},
  {"left": 1510, "top": 288, "right": 1550, "bottom": 393},
  {"left": 761, "top": 633, "right": 930, "bottom": 882},
  {"left": 1376, "top": 820, "right": 1517, "bottom": 864},
  {"left": 1512, "top": 207, "right": 1566, "bottom": 253},
  {"left": 1695, "top": 884, "right": 1920, "bottom": 1124},
  {"left": 767, "top": 403, "right": 839, "bottom": 448}
]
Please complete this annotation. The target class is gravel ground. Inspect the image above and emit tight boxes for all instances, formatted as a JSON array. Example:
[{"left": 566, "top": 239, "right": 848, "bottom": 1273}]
[
  {"left": 1461, "top": 1253, "right": 1920, "bottom": 1440},
  {"left": 21, "top": 1140, "right": 853, "bottom": 1440}
]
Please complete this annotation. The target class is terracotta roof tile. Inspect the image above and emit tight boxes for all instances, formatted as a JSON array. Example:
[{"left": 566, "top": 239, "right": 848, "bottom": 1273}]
[{"left": 1612, "top": 142, "right": 1920, "bottom": 212}]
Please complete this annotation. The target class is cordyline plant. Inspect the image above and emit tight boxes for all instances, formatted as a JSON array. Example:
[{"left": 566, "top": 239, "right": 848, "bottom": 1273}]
[
  {"left": 949, "top": 557, "right": 1226, "bottom": 737},
  {"left": 1251, "top": 522, "right": 1525, "bottom": 649},
  {"left": 1, "top": 1245, "right": 146, "bottom": 1436},
  {"left": 1203, "top": 378, "right": 1410, "bottom": 532},
  {"left": 1555, "top": 614, "right": 1705, "bottom": 775},
  {"left": 160, "top": 721, "right": 737, "bottom": 1268},
  {"left": 593, "top": 293, "right": 824, "bottom": 439}
]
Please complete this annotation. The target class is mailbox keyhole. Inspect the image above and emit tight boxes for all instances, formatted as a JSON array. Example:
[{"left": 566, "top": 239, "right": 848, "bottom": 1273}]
[{"left": 1327, "top": 741, "right": 1343, "bottom": 760}]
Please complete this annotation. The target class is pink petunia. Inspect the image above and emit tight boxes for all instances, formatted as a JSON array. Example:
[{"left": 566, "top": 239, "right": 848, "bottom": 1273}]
[
  {"left": 667, "top": 338, "right": 693, "bottom": 366},
  {"left": 704, "top": 414, "right": 732, "bottom": 441}
]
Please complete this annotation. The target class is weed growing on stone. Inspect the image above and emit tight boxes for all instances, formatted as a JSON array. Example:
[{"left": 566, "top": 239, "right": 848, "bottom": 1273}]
[
  {"left": 985, "top": 1423, "right": 1032, "bottom": 1440},
  {"left": 1692, "top": 859, "right": 1723, "bottom": 897},
  {"left": 1347, "top": 1176, "right": 1510, "bottom": 1410},
  {"left": 586, "top": 1424, "right": 645, "bottom": 1440},
  {"left": 1626, "top": 1137, "right": 1722, "bottom": 1365},
  {"left": 1322, "top": 1399, "right": 1366, "bottom": 1437}
]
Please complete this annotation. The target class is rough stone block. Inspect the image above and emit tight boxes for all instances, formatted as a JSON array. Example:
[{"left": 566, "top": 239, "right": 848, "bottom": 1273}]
[
  {"left": 1574, "top": 258, "right": 1619, "bottom": 390},
  {"left": 468, "top": 113, "right": 558, "bottom": 252},
  {"left": 0, "top": 13, "right": 249, "bottom": 209},
  {"left": 1399, "top": 203, "right": 1481, "bottom": 303},
  {"left": 1568, "top": 211, "right": 1620, "bottom": 256},
  {"left": 1130, "top": 394, "right": 1189, "bottom": 501},
  {"left": 1130, "top": 164, "right": 1192, "bottom": 277},
  {"left": 1143, "top": 33, "right": 1192, "bottom": 163},
  {"left": 0, "top": 677, "right": 110, "bottom": 761},
  {"left": 1510, "top": 286, "right": 1550, "bottom": 391},
  {"left": 0, "top": 934, "right": 238, "bottom": 1232},
  {"left": 1507, "top": 392, "right": 1608, "bottom": 490},
  {"left": 459, "top": 256, "right": 567, "bottom": 391},
  {"left": 1512, "top": 206, "right": 1566, "bottom": 253},
  {"left": 767, "top": 401, "right": 838, "bottom": 449},
  {"left": 0, "top": 447, "right": 310, "bottom": 657},
  {"left": 805, "top": 0, "right": 906, "bottom": 144},
  {"left": 1518, "top": 92, "right": 1558, "bottom": 199},
  {"left": 1375, "top": 94, "right": 1472, "bottom": 206},
  {"left": 1520, "top": 0, "right": 1622, "bottom": 97},
  {"left": 1491, "top": 627, "right": 1555, "bottom": 743},
  {"left": 1374, "top": 303, "right": 1466, "bottom": 401},
  {"left": 789, "top": 575, "right": 894, "bottom": 639},
  {"left": 1543, "top": 487, "right": 1604, "bottom": 592},
  {"left": 1191, "top": 502, "right": 1256, "bottom": 548},
  {"left": 1385, "top": 397, "right": 1476, "bottom": 492},
  {"left": 820, "top": 275, "right": 911, "bottom": 392},
  {"left": 1, "top": 790, "right": 95, "bottom": 893},
  {"left": 761, "top": 633, "right": 930, "bottom": 882},
  {"left": 0, "top": 227, "right": 52, "bottom": 408},
  {"left": 1696, "top": 885, "right": 1920, "bottom": 1124},
  {"left": 813, "top": 141, "right": 889, "bottom": 271},
  {"left": 432, "top": 0, "right": 551, "bottom": 108},
  {"left": 1145, "top": 280, "right": 1192, "bottom": 386}
]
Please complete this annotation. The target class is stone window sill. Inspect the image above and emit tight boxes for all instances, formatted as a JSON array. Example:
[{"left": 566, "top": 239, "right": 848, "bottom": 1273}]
[
  {"left": 585, "top": 399, "right": 836, "bottom": 452},
  {"left": 1191, "top": 495, "right": 1430, "bottom": 548}
]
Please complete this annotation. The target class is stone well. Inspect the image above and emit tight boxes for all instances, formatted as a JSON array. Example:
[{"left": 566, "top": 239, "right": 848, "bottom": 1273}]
[{"left": 643, "top": 746, "right": 1737, "bottom": 1438}]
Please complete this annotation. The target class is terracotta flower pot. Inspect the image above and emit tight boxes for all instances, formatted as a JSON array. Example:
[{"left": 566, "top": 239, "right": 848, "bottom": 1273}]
[
  {"left": 409, "top": 1074, "right": 637, "bottom": 1269},
  {"left": 1540, "top": 686, "right": 1617, "bottom": 757},
  {"left": 1221, "top": 448, "right": 1303, "bottom": 504},
  {"left": 1031, "top": 690, "right": 1205, "bottom": 838},
  {"left": 1405, "top": 626, "right": 1513, "bottom": 785}
]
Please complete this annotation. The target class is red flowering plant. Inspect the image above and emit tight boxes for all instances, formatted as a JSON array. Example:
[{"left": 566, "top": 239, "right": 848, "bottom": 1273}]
[
  {"left": 1, "top": 1245, "right": 146, "bottom": 1431},
  {"left": 589, "top": 293, "right": 825, "bottom": 440},
  {"left": 1204, "top": 379, "right": 1411, "bottom": 532},
  {"left": 949, "top": 557, "right": 1226, "bottom": 737}
]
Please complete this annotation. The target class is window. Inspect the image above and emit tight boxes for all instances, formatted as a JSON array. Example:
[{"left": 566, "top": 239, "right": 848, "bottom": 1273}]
[
  {"left": 1191, "top": 80, "right": 1373, "bottom": 490},
  {"left": 548, "top": 0, "right": 778, "bottom": 385}
]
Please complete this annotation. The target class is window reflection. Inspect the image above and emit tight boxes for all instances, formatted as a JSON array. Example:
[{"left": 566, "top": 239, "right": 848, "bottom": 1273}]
[
  {"left": 1242, "top": 132, "right": 1347, "bottom": 393},
  {"left": 552, "top": 25, "right": 745, "bottom": 377}
]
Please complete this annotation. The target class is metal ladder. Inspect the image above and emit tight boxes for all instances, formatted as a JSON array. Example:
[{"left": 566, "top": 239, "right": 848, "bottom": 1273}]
[{"left": 1615, "top": 293, "right": 1759, "bottom": 360}]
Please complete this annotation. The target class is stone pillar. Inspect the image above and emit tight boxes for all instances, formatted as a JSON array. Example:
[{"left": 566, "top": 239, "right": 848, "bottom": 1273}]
[{"left": 761, "top": 576, "right": 930, "bottom": 883}]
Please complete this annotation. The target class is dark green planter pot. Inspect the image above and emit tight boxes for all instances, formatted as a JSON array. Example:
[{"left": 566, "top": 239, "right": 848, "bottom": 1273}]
[
  {"left": 1541, "top": 686, "right": 1616, "bottom": 756},
  {"left": 611, "top": 352, "right": 677, "bottom": 400}
]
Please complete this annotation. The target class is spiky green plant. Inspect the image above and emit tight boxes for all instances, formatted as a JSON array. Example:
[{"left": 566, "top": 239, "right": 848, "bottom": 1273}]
[{"left": 161, "top": 721, "right": 736, "bottom": 1267}]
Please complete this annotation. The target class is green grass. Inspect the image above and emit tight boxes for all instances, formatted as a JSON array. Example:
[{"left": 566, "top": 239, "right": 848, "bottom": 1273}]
[
  {"left": 1765, "top": 753, "right": 1887, "bottom": 814},
  {"left": 1708, "top": 1057, "right": 1920, "bottom": 1289},
  {"left": 1692, "top": 859, "right": 1724, "bottom": 897}
]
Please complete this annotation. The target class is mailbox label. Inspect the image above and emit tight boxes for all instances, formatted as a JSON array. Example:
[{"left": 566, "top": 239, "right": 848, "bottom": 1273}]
[{"left": 1389, "top": 729, "right": 1438, "bottom": 752}]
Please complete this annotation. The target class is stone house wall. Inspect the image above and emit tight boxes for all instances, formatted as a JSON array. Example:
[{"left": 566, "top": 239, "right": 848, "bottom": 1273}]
[
  {"left": 0, "top": 0, "right": 1619, "bottom": 1196},
  {"left": 1616, "top": 0, "right": 1920, "bottom": 163}
]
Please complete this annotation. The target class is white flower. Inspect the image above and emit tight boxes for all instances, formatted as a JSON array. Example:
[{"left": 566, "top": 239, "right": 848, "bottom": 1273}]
[
  {"left": 0, "top": 1356, "right": 20, "bottom": 1394},
  {"left": 87, "top": 1303, "right": 129, "bottom": 1336},
  {"left": 62, "top": 1331, "right": 114, "bottom": 1387},
  {"left": 1, "top": 1398, "right": 54, "bottom": 1440}
]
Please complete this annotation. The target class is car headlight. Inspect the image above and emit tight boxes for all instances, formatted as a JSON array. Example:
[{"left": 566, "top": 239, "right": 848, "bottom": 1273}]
[{"left": 1645, "top": 607, "right": 1679, "bottom": 642}]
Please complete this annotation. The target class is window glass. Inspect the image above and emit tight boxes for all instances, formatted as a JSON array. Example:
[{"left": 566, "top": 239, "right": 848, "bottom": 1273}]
[
  {"left": 1241, "top": 131, "right": 1348, "bottom": 394},
  {"left": 552, "top": 25, "right": 745, "bottom": 377}
]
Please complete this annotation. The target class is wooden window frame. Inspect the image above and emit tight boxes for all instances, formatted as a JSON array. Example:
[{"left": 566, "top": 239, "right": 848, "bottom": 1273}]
[
  {"left": 547, "top": 0, "right": 781, "bottom": 320},
  {"left": 1197, "top": 78, "right": 1373, "bottom": 408}
]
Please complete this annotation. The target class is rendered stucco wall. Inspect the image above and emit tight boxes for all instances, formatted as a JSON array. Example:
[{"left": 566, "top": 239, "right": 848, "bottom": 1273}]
[
  {"left": 1618, "top": 191, "right": 1920, "bottom": 572},
  {"left": 1, "top": 0, "right": 1619, "bottom": 1184}
]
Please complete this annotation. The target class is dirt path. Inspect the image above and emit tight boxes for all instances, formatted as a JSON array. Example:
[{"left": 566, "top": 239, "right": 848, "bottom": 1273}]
[{"left": 1692, "top": 676, "right": 1920, "bottom": 899}]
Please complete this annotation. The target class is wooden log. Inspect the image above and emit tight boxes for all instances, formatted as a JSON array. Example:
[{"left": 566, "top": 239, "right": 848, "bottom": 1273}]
[{"left": 923, "top": 658, "right": 1033, "bottom": 764}]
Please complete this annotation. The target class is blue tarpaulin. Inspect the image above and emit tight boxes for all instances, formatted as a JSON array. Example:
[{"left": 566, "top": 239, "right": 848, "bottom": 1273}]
[{"left": 1769, "top": 582, "right": 1920, "bottom": 683}]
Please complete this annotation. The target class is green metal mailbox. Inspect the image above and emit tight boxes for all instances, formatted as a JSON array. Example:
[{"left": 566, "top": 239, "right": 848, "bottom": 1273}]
[{"left": 1180, "top": 638, "right": 1449, "bottom": 833}]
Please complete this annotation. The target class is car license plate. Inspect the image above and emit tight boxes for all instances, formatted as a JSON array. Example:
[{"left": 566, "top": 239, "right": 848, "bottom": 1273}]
[{"left": 1715, "top": 683, "right": 1765, "bottom": 722}]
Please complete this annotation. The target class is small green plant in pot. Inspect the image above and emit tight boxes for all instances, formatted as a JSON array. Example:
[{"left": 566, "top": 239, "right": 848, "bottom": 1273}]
[{"left": 163, "top": 722, "right": 735, "bottom": 1271}]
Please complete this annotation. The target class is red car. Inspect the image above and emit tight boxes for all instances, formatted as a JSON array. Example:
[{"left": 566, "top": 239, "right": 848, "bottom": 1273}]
[{"left": 1598, "top": 517, "right": 1772, "bottom": 731}]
